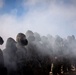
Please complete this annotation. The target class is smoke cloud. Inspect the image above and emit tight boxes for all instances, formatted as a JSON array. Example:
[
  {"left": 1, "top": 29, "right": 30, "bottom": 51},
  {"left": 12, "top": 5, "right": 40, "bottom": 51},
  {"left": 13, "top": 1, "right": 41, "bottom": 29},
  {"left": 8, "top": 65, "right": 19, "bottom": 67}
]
[{"left": 2, "top": 30, "right": 76, "bottom": 75}]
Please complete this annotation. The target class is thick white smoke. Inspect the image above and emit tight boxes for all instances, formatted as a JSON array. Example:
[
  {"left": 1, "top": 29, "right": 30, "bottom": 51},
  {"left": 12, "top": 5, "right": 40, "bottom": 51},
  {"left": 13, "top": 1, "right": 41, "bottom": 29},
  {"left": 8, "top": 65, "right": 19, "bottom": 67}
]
[{"left": 2, "top": 30, "right": 76, "bottom": 75}]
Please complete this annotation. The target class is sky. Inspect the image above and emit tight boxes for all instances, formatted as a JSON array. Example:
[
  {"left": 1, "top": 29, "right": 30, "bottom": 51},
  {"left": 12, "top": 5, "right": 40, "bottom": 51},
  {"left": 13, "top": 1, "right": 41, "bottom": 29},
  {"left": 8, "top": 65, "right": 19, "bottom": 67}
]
[{"left": 0, "top": 0, "right": 76, "bottom": 48}]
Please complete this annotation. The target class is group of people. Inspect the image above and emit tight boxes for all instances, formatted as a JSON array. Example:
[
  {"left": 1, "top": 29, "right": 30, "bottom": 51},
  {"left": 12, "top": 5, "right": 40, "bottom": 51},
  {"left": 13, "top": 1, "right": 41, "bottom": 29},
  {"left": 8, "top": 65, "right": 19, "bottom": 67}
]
[{"left": 0, "top": 30, "right": 76, "bottom": 75}]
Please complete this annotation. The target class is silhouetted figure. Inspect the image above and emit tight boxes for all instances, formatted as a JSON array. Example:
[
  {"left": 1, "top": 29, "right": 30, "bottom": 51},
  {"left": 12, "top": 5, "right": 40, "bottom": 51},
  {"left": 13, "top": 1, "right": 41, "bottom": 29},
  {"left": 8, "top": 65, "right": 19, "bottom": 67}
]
[
  {"left": 26, "top": 31, "right": 39, "bottom": 75},
  {"left": 0, "top": 36, "right": 4, "bottom": 45},
  {"left": 3, "top": 37, "right": 17, "bottom": 75},
  {"left": 40, "top": 55, "right": 51, "bottom": 75},
  {"left": 0, "top": 36, "right": 7, "bottom": 75},
  {"left": 63, "top": 56, "right": 71, "bottom": 74},
  {"left": 16, "top": 33, "right": 28, "bottom": 75},
  {"left": 52, "top": 56, "right": 62, "bottom": 75}
]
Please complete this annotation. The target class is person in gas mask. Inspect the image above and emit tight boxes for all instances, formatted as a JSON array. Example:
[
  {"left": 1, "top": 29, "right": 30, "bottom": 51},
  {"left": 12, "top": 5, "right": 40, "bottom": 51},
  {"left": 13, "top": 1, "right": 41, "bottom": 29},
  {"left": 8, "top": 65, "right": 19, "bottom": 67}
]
[{"left": 16, "top": 33, "right": 28, "bottom": 75}]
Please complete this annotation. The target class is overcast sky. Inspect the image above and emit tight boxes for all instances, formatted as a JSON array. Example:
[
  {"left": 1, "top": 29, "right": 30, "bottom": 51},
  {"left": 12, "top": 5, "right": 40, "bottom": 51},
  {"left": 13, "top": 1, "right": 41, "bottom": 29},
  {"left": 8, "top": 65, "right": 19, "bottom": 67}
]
[{"left": 0, "top": 0, "right": 76, "bottom": 48}]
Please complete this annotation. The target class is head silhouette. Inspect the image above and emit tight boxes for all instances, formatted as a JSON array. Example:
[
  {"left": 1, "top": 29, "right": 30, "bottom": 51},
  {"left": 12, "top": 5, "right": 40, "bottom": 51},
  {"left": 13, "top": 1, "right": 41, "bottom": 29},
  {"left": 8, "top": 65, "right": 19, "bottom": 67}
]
[
  {"left": 16, "top": 33, "right": 28, "bottom": 46},
  {"left": 0, "top": 36, "right": 4, "bottom": 45},
  {"left": 6, "top": 37, "right": 16, "bottom": 48}
]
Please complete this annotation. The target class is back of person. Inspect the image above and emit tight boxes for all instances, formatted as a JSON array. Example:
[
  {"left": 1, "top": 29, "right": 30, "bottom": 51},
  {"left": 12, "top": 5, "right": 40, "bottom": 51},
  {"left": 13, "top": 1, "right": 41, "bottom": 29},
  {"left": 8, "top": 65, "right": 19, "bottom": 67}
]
[
  {"left": 0, "top": 36, "right": 7, "bottom": 75},
  {"left": 16, "top": 33, "right": 28, "bottom": 75}
]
